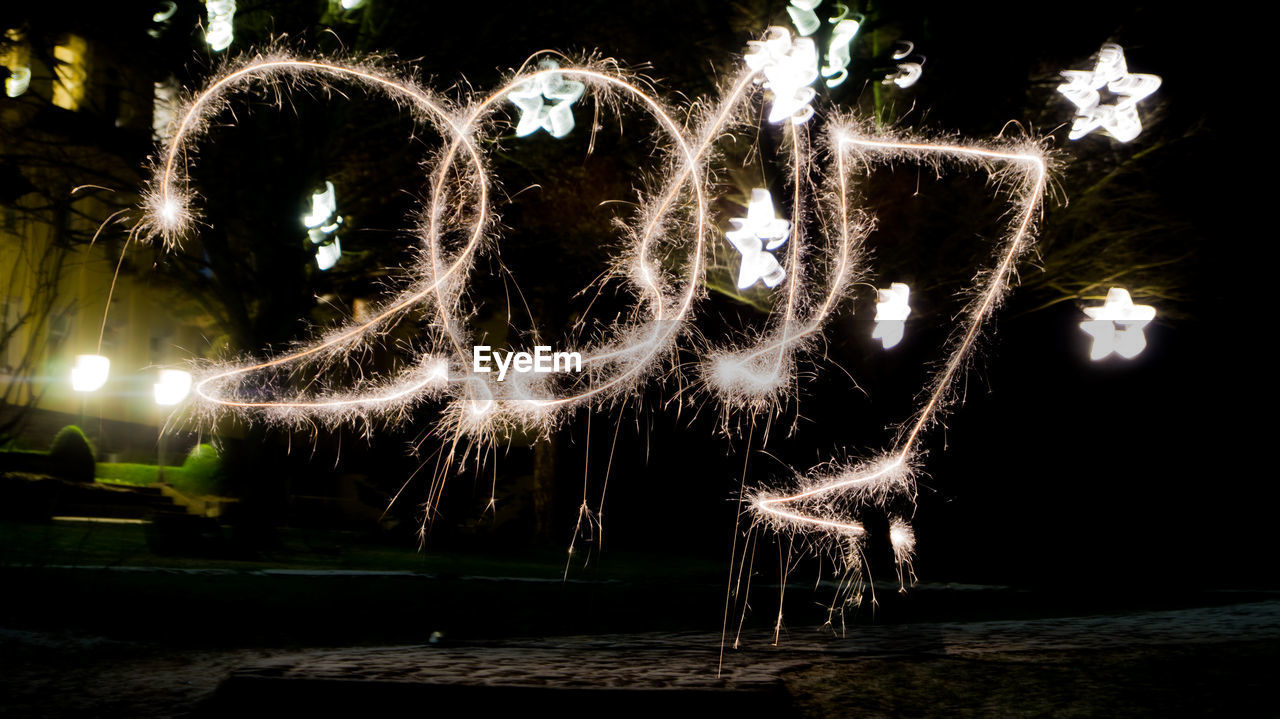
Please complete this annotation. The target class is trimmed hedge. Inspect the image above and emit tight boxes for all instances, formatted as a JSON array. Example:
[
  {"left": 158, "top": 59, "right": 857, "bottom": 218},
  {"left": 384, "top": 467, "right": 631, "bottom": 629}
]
[
  {"left": 49, "top": 426, "right": 96, "bottom": 483},
  {"left": 172, "top": 444, "right": 225, "bottom": 497}
]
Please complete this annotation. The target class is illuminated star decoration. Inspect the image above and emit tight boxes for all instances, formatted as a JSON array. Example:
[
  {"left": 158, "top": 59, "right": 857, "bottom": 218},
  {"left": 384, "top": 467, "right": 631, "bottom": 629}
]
[
  {"left": 871, "top": 282, "right": 911, "bottom": 349},
  {"left": 726, "top": 188, "right": 791, "bottom": 290},
  {"left": 1057, "top": 43, "right": 1161, "bottom": 143},
  {"left": 507, "top": 60, "right": 586, "bottom": 139},
  {"left": 745, "top": 26, "right": 820, "bottom": 124},
  {"left": 303, "top": 181, "right": 343, "bottom": 271},
  {"left": 1080, "top": 287, "right": 1155, "bottom": 360}
]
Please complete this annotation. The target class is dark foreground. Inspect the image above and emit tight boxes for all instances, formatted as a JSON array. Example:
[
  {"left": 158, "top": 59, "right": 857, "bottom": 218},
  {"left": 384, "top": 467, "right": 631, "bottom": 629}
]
[{"left": 3, "top": 600, "right": 1275, "bottom": 717}]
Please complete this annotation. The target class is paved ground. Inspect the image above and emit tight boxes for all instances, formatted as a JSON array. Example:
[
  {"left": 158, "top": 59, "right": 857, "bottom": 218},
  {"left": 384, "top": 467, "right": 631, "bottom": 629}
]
[{"left": 3, "top": 599, "right": 1276, "bottom": 716}]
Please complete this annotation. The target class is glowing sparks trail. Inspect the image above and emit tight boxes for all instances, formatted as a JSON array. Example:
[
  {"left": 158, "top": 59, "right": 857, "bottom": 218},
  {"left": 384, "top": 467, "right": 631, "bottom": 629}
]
[
  {"left": 1080, "top": 287, "right": 1155, "bottom": 360},
  {"left": 1058, "top": 43, "right": 1161, "bottom": 142},
  {"left": 134, "top": 28, "right": 1051, "bottom": 628}
]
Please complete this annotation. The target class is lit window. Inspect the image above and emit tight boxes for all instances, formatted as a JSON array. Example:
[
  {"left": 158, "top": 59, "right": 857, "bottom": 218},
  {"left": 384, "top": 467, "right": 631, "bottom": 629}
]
[{"left": 52, "top": 35, "right": 87, "bottom": 110}]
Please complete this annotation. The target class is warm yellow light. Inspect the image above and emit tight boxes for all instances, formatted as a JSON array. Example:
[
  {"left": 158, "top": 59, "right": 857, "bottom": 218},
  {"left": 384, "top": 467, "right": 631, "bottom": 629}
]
[
  {"left": 52, "top": 35, "right": 87, "bottom": 111},
  {"left": 70, "top": 354, "right": 110, "bottom": 393},
  {"left": 154, "top": 369, "right": 193, "bottom": 406}
]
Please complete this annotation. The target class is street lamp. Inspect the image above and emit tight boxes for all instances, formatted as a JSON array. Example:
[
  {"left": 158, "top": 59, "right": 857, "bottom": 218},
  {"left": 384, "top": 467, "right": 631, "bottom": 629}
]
[
  {"left": 70, "top": 354, "right": 110, "bottom": 392},
  {"left": 153, "top": 369, "right": 192, "bottom": 485},
  {"left": 153, "top": 369, "right": 192, "bottom": 406}
]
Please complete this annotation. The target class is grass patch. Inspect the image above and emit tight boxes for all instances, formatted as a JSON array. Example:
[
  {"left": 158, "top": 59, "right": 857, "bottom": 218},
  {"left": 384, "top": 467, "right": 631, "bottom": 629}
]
[{"left": 96, "top": 463, "right": 177, "bottom": 487}]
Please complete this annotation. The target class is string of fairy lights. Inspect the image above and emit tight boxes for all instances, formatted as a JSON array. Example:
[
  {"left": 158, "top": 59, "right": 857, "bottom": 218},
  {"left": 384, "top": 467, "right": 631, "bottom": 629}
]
[{"left": 65, "top": 4, "right": 1166, "bottom": 635}]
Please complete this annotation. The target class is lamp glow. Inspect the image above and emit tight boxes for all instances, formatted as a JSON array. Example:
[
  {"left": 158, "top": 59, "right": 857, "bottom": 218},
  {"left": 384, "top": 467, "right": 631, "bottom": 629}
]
[
  {"left": 1057, "top": 43, "right": 1160, "bottom": 143},
  {"left": 70, "top": 355, "right": 110, "bottom": 393},
  {"left": 507, "top": 60, "right": 585, "bottom": 139},
  {"left": 726, "top": 188, "right": 790, "bottom": 290},
  {"left": 872, "top": 282, "right": 911, "bottom": 349},
  {"left": 154, "top": 369, "right": 193, "bottom": 406},
  {"left": 1080, "top": 287, "right": 1154, "bottom": 360}
]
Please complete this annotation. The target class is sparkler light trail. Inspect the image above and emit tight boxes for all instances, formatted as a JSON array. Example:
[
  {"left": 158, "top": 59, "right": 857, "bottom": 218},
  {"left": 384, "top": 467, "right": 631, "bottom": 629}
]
[{"left": 133, "top": 25, "right": 1052, "bottom": 634}]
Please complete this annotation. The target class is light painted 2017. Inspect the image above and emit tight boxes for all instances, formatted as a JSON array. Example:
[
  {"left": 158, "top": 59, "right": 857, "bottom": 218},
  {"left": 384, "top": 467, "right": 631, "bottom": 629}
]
[{"left": 472, "top": 346, "right": 583, "bottom": 382}]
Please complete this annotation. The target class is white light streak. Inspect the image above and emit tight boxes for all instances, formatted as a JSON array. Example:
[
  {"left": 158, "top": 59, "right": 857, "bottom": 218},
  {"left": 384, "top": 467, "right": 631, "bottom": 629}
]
[
  {"left": 1080, "top": 287, "right": 1154, "bottom": 360},
  {"left": 1057, "top": 43, "right": 1160, "bottom": 143},
  {"left": 883, "top": 61, "right": 922, "bottom": 88},
  {"left": 304, "top": 181, "right": 343, "bottom": 270},
  {"left": 153, "top": 2, "right": 178, "bottom": 22},
  {"left": 70, "top": 354, "right": 110, "bottom": 393},
  {"left": 822, "top": 15, "right": 861, "bottom": 88},
  {"left": 204, "top": 0, "right": 236, "bottom": 53},
  {"left": 872, "top": 282, "right": 911, "bottom": 349},
  {"left": 745, "top": 26, "right": 819, "bottom": 124},
  {"left": 787, "top": 0, "right": 823, "bottom": 36},
  {"left": 3, "top": 29, "right": 30, "bottom": 97},
  {"left": 4, "top": 65, "right": 29, "bottom": 97}
]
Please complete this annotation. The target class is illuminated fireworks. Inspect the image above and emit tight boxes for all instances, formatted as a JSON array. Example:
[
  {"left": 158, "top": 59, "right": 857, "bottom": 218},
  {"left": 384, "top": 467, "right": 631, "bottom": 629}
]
[{"left": 135, "top": 25, "right": 1059, "bottom": 634}]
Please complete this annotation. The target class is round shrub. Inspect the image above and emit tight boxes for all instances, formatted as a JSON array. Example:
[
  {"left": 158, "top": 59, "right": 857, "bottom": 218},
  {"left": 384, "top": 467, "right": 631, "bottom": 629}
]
[
  {"left": 49, "top": 425, "right": 96, "bottom": 483},
  {"left": 174, "top": 443, "right": 226, "bottom": 497}
]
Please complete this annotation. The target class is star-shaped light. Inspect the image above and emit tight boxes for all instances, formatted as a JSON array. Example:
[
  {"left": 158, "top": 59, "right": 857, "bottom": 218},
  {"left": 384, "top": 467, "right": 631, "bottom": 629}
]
[
  {"left": 726, "top": 188, "right": 791, "bottom": 290},
  {"left": 508, "top": 60, "right": 586, "bottom": 139},
  {"left": 745, "top": 27, "right": 820, "bottom": 125},
  {"left": 1080, "top": 287, "right": 1155, "bottom": 360},
  {"left": 872, "top": 282, "right": 911, "bottom": 349},
  {"left": 1057, "top": 43, "right": 1161, "bottom": 143}
]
